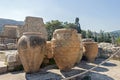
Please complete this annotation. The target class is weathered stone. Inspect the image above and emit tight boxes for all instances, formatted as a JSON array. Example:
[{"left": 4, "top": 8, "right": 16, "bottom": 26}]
[
  {"left": 0, "top": 44, "right": 7, "bottom": 50},
  {"left": 3, "top": 24, "right": 19, "bottom": 38},
  {"left": 21, "top": 16, "right": 48, "bottom": 40},
  {"left": 6, "top": 43, "right": 17, "bottom": 50},
  {"left": 98, "top": 42, "right": 120, "bottom": 59},
  {"left": 0, "top": 61, "right": 7, "bottom": 74},
  {"left": 5, "top": 51, "right": 22, "bottom": 71},
  {"left": 0, "top": 52, "right": 5, "bottom": 61}
]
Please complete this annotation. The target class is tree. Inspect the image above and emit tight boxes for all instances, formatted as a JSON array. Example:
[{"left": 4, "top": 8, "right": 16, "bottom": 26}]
[
  {"left": 116, "top": 37, "right": 120, "bottom": 45},
  {"left": 63, "top": 22, "right": 76, "bottom": 29},
  {"left": 93, "top": 32, "right": 98, "bottom": 42},
  {"left": 97, "top": 30, "right": 105, "bottom": 42},
  {"left": 81, "top": 30, "right": 87, "bottom": 38},
  {"left": 86, "top": 30, "right": 94, "bottom": 38},
  {"left": 45, "top": 20, "right": 63, "bottom": 40},
  {"left": 104, "top": 33, "right": 112, "bottom": 43}
]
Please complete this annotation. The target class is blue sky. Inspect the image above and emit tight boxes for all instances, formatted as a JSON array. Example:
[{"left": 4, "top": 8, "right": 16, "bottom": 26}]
[{"left": 0, "top": 0, "right": 120, "bottom": 32}]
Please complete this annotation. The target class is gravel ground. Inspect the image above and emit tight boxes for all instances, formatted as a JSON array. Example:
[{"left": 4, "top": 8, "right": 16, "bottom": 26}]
[{"left": 0, "top": 58, "right": 120, "bottom": 80}]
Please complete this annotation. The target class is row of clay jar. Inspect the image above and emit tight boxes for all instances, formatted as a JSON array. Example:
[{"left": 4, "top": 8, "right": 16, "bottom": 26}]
[{"left": 17, "top": 28, "right": 98, "bottom": 73}]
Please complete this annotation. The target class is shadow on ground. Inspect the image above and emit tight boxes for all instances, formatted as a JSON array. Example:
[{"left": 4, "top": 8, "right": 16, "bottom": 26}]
[
  {"left": 76, "top": 61, "right": 109, "bottom": 72},
  {"left": 89, "top": 72, "right": 114, "bottom": 80},
  {"left": 5, "top": 58, "right": 117, "bottom": 80},
  {"left": 94, "top": 58, "right": 117, "bottom": 67}
]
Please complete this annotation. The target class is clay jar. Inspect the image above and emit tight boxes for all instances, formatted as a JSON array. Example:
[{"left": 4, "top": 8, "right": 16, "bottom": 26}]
[
  {"left": 76, "top": 34, "right": 83, "bottom": 64},
  {"left": 83, "top": 42, "right": 98, "bottom": 62},
  {"left": 45, "top": 41, "right": 53, "bottom": 59},
  {"left": 51, "top": 29, "right": 81, "bottom": 71},
  {"left": 17, "top": 32, "right": 46, "bottom": 73}
]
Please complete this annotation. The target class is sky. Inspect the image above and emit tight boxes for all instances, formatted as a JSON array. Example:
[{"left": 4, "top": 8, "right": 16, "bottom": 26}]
[{"left": 0, "top": 0, "right": 120, "bottom": 32}]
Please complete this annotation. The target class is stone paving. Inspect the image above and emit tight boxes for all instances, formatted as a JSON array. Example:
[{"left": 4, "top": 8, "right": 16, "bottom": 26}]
[{"left": 0, "top": 58, "right": 120, "bottom": 80}]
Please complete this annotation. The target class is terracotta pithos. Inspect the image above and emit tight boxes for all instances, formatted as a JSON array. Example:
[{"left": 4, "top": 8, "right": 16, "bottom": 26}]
[
  {"left": 83, "top": 42, "right": 98, "bottom": 62},
  {"left": 51, "top": 29, "right": 81, "bottom": 70},
  {"left": 76, "top": 34, "right": 83, "bottom": 64},
  {"left": 17, "top": 32, "right": 46, "bottom": 73},
  {"left": 19, "top": 16, "right": 48, "bottom": 40},
  {"left": 45, "top": 41, "right": 53, "bottom": 59}
]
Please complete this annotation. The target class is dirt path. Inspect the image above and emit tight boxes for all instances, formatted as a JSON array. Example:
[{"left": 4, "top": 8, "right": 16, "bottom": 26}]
[{"left": 0, "top": 59, "right": 120, "bottom": 80}]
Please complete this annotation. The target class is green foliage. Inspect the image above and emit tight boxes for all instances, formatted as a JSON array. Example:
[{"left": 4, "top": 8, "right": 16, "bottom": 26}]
[
  {"left": 45, "top": 20, "right": 64, "bottom": 40},
  {"left": 104, "top": 33, "right": 112, "bottom": 43},
  {"left": 96, "top": 30, "right": 112, "bottom": 43},
  {"left": 116, "top": 37, "right": 120, "bottom": 45},
  {"left": 45, "top": 19, "right": 112, "bottom": 43},
  {"left": 45, "top": 20, "right": 77, "bottom": 40},
  {"left": 63, "top": 22, "right": 76, "bottom": 29},
  {"left": 81, "top": 30, "right": 87, "bottom": 38},
  {"left": 86, "top": 30, "right": 94, "bottom": 38}
]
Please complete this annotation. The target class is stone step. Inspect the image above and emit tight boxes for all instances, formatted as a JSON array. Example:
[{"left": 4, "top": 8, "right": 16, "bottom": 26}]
[{"left": 0, "top": 61, "right": 7, "bottom": 74}]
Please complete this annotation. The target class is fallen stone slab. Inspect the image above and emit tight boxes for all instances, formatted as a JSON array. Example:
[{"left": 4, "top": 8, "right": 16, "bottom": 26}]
[{"left": 0, "top": 61, "right": 7, "bottom": 74}]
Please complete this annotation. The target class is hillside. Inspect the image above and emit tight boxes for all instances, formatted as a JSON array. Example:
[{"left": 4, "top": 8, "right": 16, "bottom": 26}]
[
  {"left": 0, "top": 18, "right": 120, "bottom": 38},
  {"left": 0, "top": 18, "right": 24, "bottom": 31},
  {"left": 110, "top": 30, "right": 120, "bottom": 38}
]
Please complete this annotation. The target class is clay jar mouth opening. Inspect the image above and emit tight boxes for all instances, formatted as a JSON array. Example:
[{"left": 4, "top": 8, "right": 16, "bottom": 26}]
[
  {"left": 23, "top": 32, "right": 42, "bottom": 35},
  {"left": 54, "top": 28, "right": 77, "bottom": 33}
]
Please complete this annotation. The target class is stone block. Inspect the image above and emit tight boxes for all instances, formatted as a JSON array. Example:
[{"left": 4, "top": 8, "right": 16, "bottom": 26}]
[{"left": 0, "top": 61, "right": 7, "bottom": 74}]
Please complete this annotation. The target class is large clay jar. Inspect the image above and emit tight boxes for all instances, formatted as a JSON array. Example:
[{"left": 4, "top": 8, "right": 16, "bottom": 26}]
[
  {"left": 76, "top": 34, "right": 83, "bottom": 64},
  {"left": 45, "top": 41, "right": 53, "bottom": 59},
  {"left": 51, "top": 29, "right": 81, "bottom": 71},
  {"left": 83, "top": 42, "right": 98, "bottom": 62},
  {"left": 17, "top": 32, "right": 46, "bottom": 73},
  {"left": 19, "top": 16, "right": 48, "bottom": 40}
]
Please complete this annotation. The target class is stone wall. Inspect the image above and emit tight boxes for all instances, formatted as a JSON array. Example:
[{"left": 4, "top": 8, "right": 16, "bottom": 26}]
[{"left": 3, "top": 25, "right": 19, "bottom": 38}]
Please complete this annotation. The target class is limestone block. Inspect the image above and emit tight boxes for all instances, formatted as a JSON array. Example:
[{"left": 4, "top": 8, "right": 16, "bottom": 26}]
[
  {"left": 5, "top": 51, "right": 21, "bottom": 67},
  {"left": 3, "top": 25, "right": 18, "bottom": 38},
  {"left": 6, "top": 43, "right": 17, "bottom": 50},
  {"left": 0, "top": 44, "right": 7, "bottom": 50},
  {"left": 0, "top": 61, "right": 7, "bottom": 74}
]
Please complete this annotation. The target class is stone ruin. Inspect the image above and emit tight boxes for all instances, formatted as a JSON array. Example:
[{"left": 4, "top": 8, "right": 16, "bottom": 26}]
[
  {"left": 0, "top": 25, "right": 20, "bottom": 50},
  {"left": 1, "top": 16, "right": 120, "bottom": 80},
  {"left": 0, "top": 16, "right": 48, "bottom": 50},
  {"left": 0, "top": 16, "right": 48, "bottom": 73},
  {"left": 3, "top": 24, "right": 19, "bottom": 38}
]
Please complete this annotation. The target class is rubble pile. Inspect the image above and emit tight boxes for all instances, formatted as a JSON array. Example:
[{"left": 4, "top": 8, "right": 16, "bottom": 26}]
[{"left": 98, "top": 42, "right": 120, "bottom": 60}]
